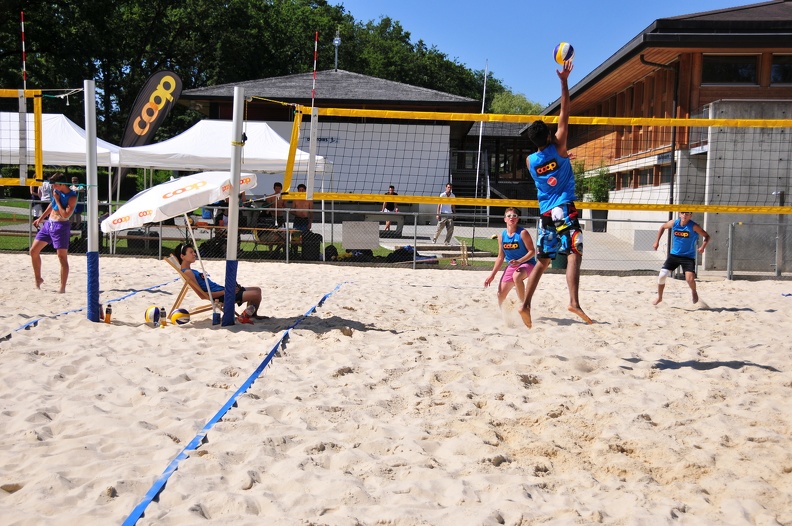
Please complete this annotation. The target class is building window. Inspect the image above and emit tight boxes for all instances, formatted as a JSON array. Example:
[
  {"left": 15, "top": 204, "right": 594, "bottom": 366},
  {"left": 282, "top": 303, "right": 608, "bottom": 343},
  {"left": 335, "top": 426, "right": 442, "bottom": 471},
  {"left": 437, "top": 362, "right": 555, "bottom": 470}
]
[
  {"left": 660, "top": 164, "right": 673, "bottom": 185},
  {"left": 702, "top": 55, "right": 758, "bottom": 84},
  {"left": 638, "top": 168, "right": 653, "bottom": 187},
  {"left": 618, "top": 172, "right": 630, "bottom": 190},
  {"left": 771, "top": 54, "right": 792, "bottom": 84}
]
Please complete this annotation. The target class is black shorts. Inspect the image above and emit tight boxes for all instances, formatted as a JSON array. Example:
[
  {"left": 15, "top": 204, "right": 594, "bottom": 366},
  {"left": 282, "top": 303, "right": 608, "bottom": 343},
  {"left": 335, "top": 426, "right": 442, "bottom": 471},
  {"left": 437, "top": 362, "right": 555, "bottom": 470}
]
[
  {"left": 219, "top": 285, "right": 246, "bottom": 306},
  {"left": 662, "top": 254, "right": 696, "bottom": 274}
]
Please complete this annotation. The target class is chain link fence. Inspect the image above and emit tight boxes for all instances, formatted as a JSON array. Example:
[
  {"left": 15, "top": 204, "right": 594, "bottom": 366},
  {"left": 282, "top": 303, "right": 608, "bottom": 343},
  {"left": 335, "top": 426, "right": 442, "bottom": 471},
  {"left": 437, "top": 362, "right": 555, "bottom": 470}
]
[{"left": 1, "top": 198, "right": 788, "bottom": 278}]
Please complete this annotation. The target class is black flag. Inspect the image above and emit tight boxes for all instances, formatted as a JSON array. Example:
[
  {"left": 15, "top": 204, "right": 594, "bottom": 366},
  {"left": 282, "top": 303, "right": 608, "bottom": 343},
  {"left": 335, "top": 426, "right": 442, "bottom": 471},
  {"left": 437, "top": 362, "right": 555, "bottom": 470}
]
[{"left": 113, "top": 71, "right": 183, "bottom": 193}]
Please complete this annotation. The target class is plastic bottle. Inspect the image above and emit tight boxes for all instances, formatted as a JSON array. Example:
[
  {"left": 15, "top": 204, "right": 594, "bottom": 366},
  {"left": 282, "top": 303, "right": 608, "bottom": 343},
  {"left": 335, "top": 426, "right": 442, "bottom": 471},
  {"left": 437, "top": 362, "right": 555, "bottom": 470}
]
[
  {"left": 104, "top": 304, "right": 112, "bottom": 323},
  {"left": 160, "top": 306, "right": 167, "bottom": 327}
]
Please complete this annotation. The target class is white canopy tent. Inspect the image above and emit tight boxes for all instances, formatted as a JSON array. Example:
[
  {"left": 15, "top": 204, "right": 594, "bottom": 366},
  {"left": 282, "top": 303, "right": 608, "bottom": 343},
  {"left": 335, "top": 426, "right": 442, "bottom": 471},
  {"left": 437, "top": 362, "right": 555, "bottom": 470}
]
[
  {"left": 117, "top": 119, "right": 326, "bottom": 174},
  {"left": 0, "top": 112, "right": 120, "bottom": 167}
]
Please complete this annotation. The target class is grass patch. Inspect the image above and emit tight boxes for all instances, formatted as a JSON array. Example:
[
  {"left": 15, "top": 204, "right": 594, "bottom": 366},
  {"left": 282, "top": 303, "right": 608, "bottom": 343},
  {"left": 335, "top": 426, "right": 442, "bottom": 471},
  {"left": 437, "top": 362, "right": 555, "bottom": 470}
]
[{"left": 455, "top": 236, "right": 499, "bottom": 256}]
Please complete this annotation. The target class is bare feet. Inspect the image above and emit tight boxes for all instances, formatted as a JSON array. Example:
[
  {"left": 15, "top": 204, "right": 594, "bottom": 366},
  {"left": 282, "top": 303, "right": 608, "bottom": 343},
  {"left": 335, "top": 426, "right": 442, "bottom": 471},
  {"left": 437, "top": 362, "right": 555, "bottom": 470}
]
[
  {"left": 652, "top": 296, "right": 662, "bottom": 305},
  {"left": 35, "top": 277, "right": 44, "bottom": 289},
  {"left": 692, "top": 291, "right": 699, "bottom": 304},
  {"left": 517, "top": 306, "right": 532, "bottom": 328},
  {"left": 568, "top": 306, "right": 594, "bottom": 324}
]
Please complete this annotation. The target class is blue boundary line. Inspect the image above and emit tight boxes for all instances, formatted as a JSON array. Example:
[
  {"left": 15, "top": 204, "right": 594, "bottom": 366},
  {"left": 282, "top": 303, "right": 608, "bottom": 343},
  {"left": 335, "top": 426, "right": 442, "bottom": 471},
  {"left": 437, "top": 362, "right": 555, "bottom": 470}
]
[
  {"left": 121, "top": 282, "right": 345, "bottom": 526},
  {"left": 1, "top": 278, "right": 180, "bottom": 340}
]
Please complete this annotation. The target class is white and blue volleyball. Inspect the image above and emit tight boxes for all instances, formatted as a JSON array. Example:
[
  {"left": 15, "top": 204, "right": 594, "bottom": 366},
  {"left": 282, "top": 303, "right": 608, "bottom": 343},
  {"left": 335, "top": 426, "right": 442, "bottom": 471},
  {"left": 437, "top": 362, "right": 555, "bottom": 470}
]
[
  {"left": 554, "top": 42, "right": 574, "bottom": 64},
  {"left": 170, "top": 308, "right": 191, "bottom": 325},
  {"left": 144, "top": 306, "right": 160, "bottom": 325}
]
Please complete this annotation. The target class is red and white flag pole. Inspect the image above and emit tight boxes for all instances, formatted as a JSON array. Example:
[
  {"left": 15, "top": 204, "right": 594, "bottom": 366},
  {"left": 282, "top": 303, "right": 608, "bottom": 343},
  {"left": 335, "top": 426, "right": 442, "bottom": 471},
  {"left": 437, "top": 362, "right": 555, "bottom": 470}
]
[{"left": 20, "top": 11, "right": 27, "bottom": 90}]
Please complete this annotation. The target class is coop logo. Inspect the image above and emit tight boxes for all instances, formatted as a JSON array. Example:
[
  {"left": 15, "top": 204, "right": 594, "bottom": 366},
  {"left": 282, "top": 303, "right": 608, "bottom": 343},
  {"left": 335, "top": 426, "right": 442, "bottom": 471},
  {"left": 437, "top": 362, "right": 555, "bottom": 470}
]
[
  {"left": 138, "top": 210, "right": 153, "bottom": 218},
  {"left": 536, "top": 159, "right": 558, "bottom": 176},
  {"left": 111, "top": 216, "right": 130, "bottom": 225},
  {"left": 240, "top": 176, "right": 252, "bottom": 186},
  {"left": 674, "top": 231, "right": 690, "bottom": 238},
  {"left": 132, "top": 75, "right": 179, "bottom": 136},
  {"left": 503, "top": 242, "right": 520, "bottom": 250},
  {"left": 163, "top": 181, "right": 207, "bottom": 199}
]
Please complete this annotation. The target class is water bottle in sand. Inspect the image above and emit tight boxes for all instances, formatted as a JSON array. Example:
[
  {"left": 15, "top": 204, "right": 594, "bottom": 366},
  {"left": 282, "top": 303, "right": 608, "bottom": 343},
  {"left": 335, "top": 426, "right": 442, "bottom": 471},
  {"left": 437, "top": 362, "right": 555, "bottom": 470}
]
[
  {"left": 160, "top": 306, "right": 167, "bottom": 327},
  {"left": 104, "top": 304, "right": 112, "bottom": 323}
]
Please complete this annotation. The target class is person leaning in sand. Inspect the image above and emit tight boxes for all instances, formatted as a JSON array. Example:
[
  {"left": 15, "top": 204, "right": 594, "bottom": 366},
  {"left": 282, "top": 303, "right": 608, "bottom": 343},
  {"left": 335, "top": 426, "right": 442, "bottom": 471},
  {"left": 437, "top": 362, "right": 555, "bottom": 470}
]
[
  {"left": 173, "top": 242, "right": 265, "bottom": 324},
  {"left": 30, "top": 173, "right": 77, "bottom": 293},
  {"left": 484, "top": 207, "right": 537, "bottom": 310},
  {"left": 652, "top": 211, "right": 710, "bottom": 305},
  {"left": 433, "top": 183, "right": 455, "bottom": 245},
  {"left": 518, "top": 61, "right": 592, "bottom": 328}
]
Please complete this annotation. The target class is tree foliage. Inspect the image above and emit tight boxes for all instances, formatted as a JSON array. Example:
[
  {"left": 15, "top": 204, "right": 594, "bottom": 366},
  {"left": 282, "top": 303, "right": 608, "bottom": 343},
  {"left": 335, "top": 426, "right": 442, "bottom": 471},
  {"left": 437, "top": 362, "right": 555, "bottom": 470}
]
[
  {"left": 490, "top": 91, "right": 543, "bottom": 115},
  {"left": 1, "top": 0, "right": 532, "bottom": 144}
]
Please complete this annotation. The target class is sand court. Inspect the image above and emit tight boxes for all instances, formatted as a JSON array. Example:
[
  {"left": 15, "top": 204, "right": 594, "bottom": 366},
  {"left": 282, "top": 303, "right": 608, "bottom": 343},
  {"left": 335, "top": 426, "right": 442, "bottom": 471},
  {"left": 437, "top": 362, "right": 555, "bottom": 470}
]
[{"left": 1, "top": 252, "right": 791, "bottom": 525}]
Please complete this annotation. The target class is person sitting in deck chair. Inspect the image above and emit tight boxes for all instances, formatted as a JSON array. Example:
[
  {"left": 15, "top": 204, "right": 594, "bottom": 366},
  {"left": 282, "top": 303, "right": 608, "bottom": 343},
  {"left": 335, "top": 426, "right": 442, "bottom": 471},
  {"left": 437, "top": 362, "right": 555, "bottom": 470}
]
[{"left": 173, "top": 242, "right": 266, "bottom": 324}]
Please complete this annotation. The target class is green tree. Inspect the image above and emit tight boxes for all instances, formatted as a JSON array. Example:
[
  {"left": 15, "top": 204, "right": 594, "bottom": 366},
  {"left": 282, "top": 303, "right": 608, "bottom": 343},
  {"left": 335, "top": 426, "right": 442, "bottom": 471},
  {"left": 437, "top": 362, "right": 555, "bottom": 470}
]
[
  {"left": 490, "top": 91, "right": 544, "bottom": 115},
  {"left": 1, "top": 0, "right": 520, "bottom": 142}
]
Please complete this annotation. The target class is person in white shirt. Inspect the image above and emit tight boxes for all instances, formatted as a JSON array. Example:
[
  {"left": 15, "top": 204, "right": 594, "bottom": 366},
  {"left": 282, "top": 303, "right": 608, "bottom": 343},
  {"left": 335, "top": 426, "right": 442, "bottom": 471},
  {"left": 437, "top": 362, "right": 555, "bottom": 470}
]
[{"left": 433, "top": 183, "right": 456, "bottom": 245}]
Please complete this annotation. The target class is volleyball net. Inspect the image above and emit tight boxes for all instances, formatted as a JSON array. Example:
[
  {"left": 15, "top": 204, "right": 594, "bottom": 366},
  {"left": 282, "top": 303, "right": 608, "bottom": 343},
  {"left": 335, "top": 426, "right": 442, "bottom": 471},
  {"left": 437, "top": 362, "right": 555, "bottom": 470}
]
[
  {"left": 0, "top": 89, "right": 43, "bottom": 186},
  {"left": 282, "top": 105, "right": 792, "bottom": 216}
]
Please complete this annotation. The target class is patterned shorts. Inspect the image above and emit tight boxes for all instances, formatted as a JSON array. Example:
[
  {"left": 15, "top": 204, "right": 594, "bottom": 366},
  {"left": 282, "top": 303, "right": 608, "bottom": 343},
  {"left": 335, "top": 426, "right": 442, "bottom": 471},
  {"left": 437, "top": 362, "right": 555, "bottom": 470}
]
[{"left": 537, "top": 203, "right": 583, "bottom": 259}]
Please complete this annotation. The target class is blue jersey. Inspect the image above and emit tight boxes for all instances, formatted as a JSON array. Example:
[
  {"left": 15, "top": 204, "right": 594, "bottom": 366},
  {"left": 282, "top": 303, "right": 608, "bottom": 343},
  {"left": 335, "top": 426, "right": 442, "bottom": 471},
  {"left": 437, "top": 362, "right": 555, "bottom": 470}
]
[
  {"left": 501, "top": 227, "right": 535, "bottom": 264},
  {"left": 188, "top": 269, "right": 223, "bottom": 293},
  {"left": 671, "top": 219, "right": 699, "bottom": 259},
  {"left": 527, "top": 144, "right": 576, "bottom": 213},
  {"left": 52, "top": 189, "right": 76, "bottom": 213}
]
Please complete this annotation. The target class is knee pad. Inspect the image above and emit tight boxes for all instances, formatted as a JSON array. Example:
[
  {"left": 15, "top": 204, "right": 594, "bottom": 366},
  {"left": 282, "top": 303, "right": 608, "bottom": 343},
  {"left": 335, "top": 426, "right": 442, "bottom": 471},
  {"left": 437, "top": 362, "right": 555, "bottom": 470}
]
[{"left": 658, "top": 268, "right": 671, "bottom": 284}]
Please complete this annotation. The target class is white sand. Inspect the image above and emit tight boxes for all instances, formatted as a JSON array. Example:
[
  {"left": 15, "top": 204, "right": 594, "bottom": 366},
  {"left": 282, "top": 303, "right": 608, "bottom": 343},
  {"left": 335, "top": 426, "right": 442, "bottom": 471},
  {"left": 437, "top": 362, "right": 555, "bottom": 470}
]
[{"left": 1, "top": 252, "right": 791, "bottom": 525}]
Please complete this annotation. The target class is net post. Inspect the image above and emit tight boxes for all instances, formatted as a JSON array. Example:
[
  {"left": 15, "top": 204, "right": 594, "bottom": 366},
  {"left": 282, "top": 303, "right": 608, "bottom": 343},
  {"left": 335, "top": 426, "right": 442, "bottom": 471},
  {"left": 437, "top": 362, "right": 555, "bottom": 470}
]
[
  {"left": 283, "top": 106, "right": 303, "bottom": 192},
  {"left": 306, "top": 106, "right": 318, "bottom": 200}
]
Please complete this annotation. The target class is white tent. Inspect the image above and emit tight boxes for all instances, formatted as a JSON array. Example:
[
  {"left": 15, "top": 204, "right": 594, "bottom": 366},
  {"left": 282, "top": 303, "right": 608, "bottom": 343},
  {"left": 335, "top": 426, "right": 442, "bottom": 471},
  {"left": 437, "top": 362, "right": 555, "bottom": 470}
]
[
  {"left": 0, "top": 112, "right": 119, "bottom": 167},
  {"left": 118, "top": 119, "right": 326, "bottom": 173}
]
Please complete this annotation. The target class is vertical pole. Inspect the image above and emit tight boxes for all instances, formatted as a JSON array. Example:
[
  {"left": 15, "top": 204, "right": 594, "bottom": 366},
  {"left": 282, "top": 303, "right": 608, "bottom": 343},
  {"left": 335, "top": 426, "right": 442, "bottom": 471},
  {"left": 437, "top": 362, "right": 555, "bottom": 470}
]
[
  {"left": 222, "top": 86, "right": 244, "bottom": 326},
  {"left": 20, "top": 12, "right": 27, "bottom": 91},
  {"left": 727, "top": 222, "right": 735, "bottom": 281},
  {"left": 776, "top": 191, "right": 785, "bottom": 278},
  {"left": 84, "top": 80, "right": 101, "bottom": 321},
  {"left": 472, "top": 62, "right": 488, "bottom": 249}
]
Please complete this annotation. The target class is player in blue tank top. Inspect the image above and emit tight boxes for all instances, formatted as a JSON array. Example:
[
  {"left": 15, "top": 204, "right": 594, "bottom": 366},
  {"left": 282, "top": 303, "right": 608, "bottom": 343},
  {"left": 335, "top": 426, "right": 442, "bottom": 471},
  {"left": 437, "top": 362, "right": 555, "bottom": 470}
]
[
  {"left": 652, "top": 211, "right": 711, "bottom": 305},
  {"left": 484, "top": 208, "right": 536, "bottom": 312},
  {"left": 519, "top": 61, "right": 592, "bottom": 329},
  {"left": 30, "top": 172, "right": 77, "bottom": 293}
]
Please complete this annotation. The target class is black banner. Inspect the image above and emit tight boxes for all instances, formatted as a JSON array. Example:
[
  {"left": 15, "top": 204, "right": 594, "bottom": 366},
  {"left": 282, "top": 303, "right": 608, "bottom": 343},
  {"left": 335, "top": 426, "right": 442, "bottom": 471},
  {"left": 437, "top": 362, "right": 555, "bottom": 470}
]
[
  {"left": 121, "top": 71, "right": 182, "bottom": 147},
  {"left": 113, "top": 71, "right": 183, "bottom": 194}
]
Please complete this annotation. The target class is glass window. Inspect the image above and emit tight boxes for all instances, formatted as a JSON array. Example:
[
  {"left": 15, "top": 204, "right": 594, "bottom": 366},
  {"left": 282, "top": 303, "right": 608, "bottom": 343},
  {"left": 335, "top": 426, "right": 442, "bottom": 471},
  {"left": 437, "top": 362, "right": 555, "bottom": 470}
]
[
  {"left": 771, "top": 55, "right": 792, "bottom": 84},
  {"left": 660, "top": 164, "right": 673, "bottom": 184},
  {"left": 639, "top": 168, "right": 653, "bottom": 187},
  {"left": 702, "top": 55, "right": 758, "bottom": 84}
]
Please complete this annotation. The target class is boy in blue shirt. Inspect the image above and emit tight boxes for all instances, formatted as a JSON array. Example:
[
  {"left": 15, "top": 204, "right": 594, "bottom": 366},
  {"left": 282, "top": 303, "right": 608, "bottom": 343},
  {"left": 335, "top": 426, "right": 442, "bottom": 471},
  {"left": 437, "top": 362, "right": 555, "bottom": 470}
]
[{"left": 652, "top": 211, "right": 710, "bottom": 305}]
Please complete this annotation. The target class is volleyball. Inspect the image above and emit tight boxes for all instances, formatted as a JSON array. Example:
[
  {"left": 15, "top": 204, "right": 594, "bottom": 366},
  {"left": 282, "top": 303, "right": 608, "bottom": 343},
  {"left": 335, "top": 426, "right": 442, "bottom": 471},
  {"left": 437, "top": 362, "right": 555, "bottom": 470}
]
[
  {"left": 554, "top": 42, "right": 575, "bottom": 64},
  {"left": 144, "top": 306, "right": 160, "bottom": 325},
  {"left": 170, "top": 308, "right": 191, "bottom": 325}
]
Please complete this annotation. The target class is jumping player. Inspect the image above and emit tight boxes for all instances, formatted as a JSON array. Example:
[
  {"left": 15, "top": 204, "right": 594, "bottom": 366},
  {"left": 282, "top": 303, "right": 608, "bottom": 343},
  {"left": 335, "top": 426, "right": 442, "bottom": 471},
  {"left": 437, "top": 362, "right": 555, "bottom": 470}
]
[
  {"left": 518, "top": 61, "right": 593, "bottom": 328},
  {"left": 652, "top": 211, "right": 710, "bottom": 305},
  {"left": 484, "top": 208, "right": 536, "bottom": 309}
]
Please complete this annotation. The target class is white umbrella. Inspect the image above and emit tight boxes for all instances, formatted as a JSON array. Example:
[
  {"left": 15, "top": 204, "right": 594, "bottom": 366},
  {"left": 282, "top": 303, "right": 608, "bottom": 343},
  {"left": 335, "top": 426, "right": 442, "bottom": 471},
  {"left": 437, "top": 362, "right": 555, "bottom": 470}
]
[
  {"left": 100, "top": 171, "right": 257, "bottom": 233},
  {"left": 100, "top": 171, "right": 258, "bottom": 323}
]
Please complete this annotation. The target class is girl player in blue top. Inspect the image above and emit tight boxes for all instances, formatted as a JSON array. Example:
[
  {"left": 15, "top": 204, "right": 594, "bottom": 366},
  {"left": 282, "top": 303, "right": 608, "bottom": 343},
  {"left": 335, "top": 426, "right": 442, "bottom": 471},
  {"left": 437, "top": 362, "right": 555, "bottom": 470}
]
[
  {"left": 484, "top": 208, "right": 537, "bottom": 310},
  {"left": 652, "top": 211, "right": 710, "bottom": 305}
]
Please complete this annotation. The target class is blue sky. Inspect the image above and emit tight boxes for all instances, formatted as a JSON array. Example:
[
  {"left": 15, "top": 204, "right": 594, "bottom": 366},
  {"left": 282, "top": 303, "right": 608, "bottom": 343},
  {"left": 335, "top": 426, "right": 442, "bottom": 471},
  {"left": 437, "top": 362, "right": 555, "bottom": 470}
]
[{"left": 333, "top": 0, "right": 754, "bottom": 107}]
